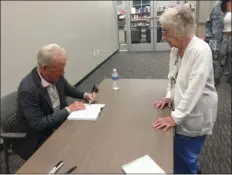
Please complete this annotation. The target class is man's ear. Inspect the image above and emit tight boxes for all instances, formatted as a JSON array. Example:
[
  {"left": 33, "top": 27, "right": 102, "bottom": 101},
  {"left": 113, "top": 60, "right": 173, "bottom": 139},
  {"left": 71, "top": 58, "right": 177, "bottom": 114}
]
[
  {"left": 41, "top": 64, "right": 48, "bottom": 70},
  {"left": 38, "top": 65, "right": 47, "bottom": 74}
]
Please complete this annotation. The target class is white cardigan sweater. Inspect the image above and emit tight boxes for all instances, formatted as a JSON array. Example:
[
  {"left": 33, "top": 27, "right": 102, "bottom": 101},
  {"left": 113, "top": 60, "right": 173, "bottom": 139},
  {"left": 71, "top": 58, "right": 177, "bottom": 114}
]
[{"left": 166, "top": 36, "right": 218, "bottom": 137}]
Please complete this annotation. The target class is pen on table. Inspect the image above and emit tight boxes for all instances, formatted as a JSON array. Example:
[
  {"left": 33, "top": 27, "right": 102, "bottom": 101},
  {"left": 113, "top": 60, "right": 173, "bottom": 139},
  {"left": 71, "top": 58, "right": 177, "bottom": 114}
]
[
  {"left": 48, "top": 160, "right": 63, "bottom": 174},
  {"left": 53, "top": 161, "right": 64, "bottom": 174},
  {"left": 64, "top": 166, "right": 78, "bottom": 174}
]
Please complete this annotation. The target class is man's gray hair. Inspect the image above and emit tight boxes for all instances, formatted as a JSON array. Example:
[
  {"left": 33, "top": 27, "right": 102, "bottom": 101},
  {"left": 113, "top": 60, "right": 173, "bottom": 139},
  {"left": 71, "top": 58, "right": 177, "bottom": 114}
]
[
  {"left": 37, "top": 44, "right": 65, "bottom": 66},
  {"left": 159, "top": 5, "right": 196, "bottom": 37}
]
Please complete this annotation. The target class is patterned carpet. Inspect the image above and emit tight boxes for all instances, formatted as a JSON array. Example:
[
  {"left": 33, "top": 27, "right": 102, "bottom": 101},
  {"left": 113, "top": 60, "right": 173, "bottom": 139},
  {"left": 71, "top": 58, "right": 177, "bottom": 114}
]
[{"left": 1, "top": 51, "right": 231, "bottom": 173}]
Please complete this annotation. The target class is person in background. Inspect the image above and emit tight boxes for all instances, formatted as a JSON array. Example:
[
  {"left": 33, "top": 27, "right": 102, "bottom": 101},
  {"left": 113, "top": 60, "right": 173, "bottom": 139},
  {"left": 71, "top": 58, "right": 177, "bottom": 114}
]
[
  {"left": 152, "top": 6, "right": 218, "bottom": 174},
  {"left": 14, "top": 44, "right": 96, "bottom": 160},
  {"left": 205, "top": 0, "right": 232, "bottom": 88}
]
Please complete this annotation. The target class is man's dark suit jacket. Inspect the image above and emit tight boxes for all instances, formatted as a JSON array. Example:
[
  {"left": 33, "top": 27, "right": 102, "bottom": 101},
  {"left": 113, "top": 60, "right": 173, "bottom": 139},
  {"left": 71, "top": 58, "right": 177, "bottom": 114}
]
[{"left": 13, "top": 67, "right": 84, "bottom": 160}]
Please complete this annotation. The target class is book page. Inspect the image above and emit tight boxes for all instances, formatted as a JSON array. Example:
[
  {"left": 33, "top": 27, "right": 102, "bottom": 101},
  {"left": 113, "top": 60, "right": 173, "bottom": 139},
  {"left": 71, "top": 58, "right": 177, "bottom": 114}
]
[
  {"left": 67, "top": 104, "right": 105, "bottom": 121},
  {"left": 122, "top": 155, "right": 166, "bottom": 174}
]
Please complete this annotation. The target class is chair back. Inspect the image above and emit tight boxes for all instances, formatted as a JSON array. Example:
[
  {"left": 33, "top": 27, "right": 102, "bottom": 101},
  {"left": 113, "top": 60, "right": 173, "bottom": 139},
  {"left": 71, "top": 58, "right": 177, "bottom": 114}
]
[{"left": 1, "top": 91, "right": 18, "bottom": 133}]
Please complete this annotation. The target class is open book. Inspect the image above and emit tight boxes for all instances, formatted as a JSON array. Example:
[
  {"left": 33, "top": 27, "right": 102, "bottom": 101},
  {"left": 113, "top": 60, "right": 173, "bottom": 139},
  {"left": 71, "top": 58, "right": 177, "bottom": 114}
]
[
  {"left": 122, "top": 155, "right": 166, "bottom": 174},
  {"left": 67, "top": 104, "right": 105, "bottom": 121}
]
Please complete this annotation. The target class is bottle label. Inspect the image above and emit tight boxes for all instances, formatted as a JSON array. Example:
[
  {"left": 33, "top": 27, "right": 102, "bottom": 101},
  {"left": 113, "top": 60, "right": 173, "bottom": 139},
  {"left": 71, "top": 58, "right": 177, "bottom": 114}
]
[{"left": 112, "top": 76, "right": 119, "bottom": 81}]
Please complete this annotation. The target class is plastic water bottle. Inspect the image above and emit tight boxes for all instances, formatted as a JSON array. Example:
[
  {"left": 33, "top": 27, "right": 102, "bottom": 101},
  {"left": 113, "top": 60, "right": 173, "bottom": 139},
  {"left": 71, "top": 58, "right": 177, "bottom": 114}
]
[{"left": 112, "top": 68, "right": 119, "bottom": 90}]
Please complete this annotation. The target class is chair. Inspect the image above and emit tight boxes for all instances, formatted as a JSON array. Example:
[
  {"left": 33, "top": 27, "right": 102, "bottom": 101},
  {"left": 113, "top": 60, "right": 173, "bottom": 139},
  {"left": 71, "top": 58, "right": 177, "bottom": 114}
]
[
  {"left": 0, "top": 91, "right": 26, "bottom": 174},
  {"left": 0, "top": 83, "right": 99, "bottom": 173}
]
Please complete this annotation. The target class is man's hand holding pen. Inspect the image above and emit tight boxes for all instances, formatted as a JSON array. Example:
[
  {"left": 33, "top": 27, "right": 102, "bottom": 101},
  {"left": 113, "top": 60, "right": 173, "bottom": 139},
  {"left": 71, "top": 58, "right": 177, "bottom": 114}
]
[
  {"left": 84, "top": 92, "right": 97, "bottom": 104},
  {"left": 84, "top": 82, "right": 99, "bottom": 104}
]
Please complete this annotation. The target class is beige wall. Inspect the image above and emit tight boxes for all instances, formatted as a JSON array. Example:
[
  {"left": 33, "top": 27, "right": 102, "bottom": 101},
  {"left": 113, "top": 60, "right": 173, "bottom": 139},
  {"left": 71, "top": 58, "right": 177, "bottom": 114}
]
[
  {"left": 1, "top": 1, "right": 118, "bottom": 97},
  {"left": 197, "top": 24, "right": 207, "bottom": 37}
]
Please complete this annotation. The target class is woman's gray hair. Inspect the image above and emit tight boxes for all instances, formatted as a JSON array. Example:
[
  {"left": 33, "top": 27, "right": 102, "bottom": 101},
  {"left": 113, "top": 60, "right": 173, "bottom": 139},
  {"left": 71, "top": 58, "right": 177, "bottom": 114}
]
[
  {"left": 159, "top": 5, "right": 196, "bottom": 37},
  {"left": 37, "top": 44, "right": 65, "bottom": 66}
]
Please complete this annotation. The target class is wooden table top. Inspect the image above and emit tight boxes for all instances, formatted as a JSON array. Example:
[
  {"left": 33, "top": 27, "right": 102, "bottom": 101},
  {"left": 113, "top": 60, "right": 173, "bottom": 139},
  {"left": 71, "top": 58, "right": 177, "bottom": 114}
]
[{"left": 16, "top": 79, "right": 173, "bottom": 173}]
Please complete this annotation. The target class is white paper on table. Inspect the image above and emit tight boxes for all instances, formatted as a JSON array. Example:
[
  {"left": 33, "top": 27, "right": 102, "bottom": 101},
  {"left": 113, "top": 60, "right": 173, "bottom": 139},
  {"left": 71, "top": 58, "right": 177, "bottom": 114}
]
[
  {"left": 122, "top": 155, "right": 166, "bottom": 174},
  {"left": 67, "top": 104, "right": 105, "bottom": 121}
]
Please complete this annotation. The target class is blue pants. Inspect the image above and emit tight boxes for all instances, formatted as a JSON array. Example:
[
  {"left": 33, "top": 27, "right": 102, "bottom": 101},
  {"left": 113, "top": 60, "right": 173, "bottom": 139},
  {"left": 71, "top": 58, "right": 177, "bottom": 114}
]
[{"left": 174, "top": 134, "right": 206, "bottom": 174}]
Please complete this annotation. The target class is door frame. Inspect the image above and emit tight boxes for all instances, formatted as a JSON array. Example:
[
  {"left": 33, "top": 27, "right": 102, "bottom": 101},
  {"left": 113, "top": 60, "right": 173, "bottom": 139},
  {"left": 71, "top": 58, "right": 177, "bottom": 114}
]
[
  {"left": 114, "top": 1, "right": 120, "bottom": 51},
  {"left": 152, "top": 1, "right": 171, "bottom": 51},
  {"left": 125, "top": 0, "right": 170, "bottom": 52},
  {"left": 125, "top": 1, "right": 196, "bottom": 52},
  {"left": 125, "top": 0, "right": 155, "bottom": 52}
]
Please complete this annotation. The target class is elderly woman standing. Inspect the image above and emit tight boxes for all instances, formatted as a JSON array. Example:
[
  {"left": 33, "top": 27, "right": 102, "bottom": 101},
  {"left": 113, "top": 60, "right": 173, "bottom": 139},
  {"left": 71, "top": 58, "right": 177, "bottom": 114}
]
[{"left": 152, "top": 6, "right": 218, "bottom": 174}]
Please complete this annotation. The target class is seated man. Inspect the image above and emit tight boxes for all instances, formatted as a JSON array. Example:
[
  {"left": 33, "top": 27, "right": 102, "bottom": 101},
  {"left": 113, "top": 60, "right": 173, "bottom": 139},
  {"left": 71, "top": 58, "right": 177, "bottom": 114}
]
[{"left": 14, "top": 44, "right": 96, "bottom": 160}]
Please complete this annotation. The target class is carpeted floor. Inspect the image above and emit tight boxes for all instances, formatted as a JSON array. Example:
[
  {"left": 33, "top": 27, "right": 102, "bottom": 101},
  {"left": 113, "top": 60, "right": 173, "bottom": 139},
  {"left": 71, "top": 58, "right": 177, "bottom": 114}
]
[{"left": 1, "top": 51, "right": 231, "bottom": 173}]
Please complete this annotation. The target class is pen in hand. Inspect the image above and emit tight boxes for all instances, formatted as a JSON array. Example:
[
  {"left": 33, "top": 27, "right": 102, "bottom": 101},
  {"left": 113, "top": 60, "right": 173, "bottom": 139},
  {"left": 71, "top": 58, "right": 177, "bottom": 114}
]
[
  {"left": 88, "top": 82, "right": 99, "bottom": 104},
  {"left": 88, "top": 93, "right": 95, "bottom": 104}
]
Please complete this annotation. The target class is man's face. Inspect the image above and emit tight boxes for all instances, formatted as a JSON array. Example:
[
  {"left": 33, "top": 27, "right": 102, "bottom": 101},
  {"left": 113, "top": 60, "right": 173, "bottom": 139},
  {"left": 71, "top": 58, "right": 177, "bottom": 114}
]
[
  {"left": 162, "top": 24, "right": 181, "bottom": 48},
  {"left": 40, "top": 52, "right": 67, "bottom": 84}
]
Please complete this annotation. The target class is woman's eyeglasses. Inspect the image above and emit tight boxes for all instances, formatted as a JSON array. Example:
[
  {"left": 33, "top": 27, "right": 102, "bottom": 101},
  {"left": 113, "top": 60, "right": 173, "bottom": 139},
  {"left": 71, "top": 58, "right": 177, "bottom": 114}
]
[{"left": 161, "top": 28, "right": 169, "bottom": 33}]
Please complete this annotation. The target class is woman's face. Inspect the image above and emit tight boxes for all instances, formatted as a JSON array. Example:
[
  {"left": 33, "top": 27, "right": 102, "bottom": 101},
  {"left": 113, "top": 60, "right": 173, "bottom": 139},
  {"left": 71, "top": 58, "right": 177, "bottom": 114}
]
[{"left": 162, "top": 24, "right": 182, "bottom": 48}]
